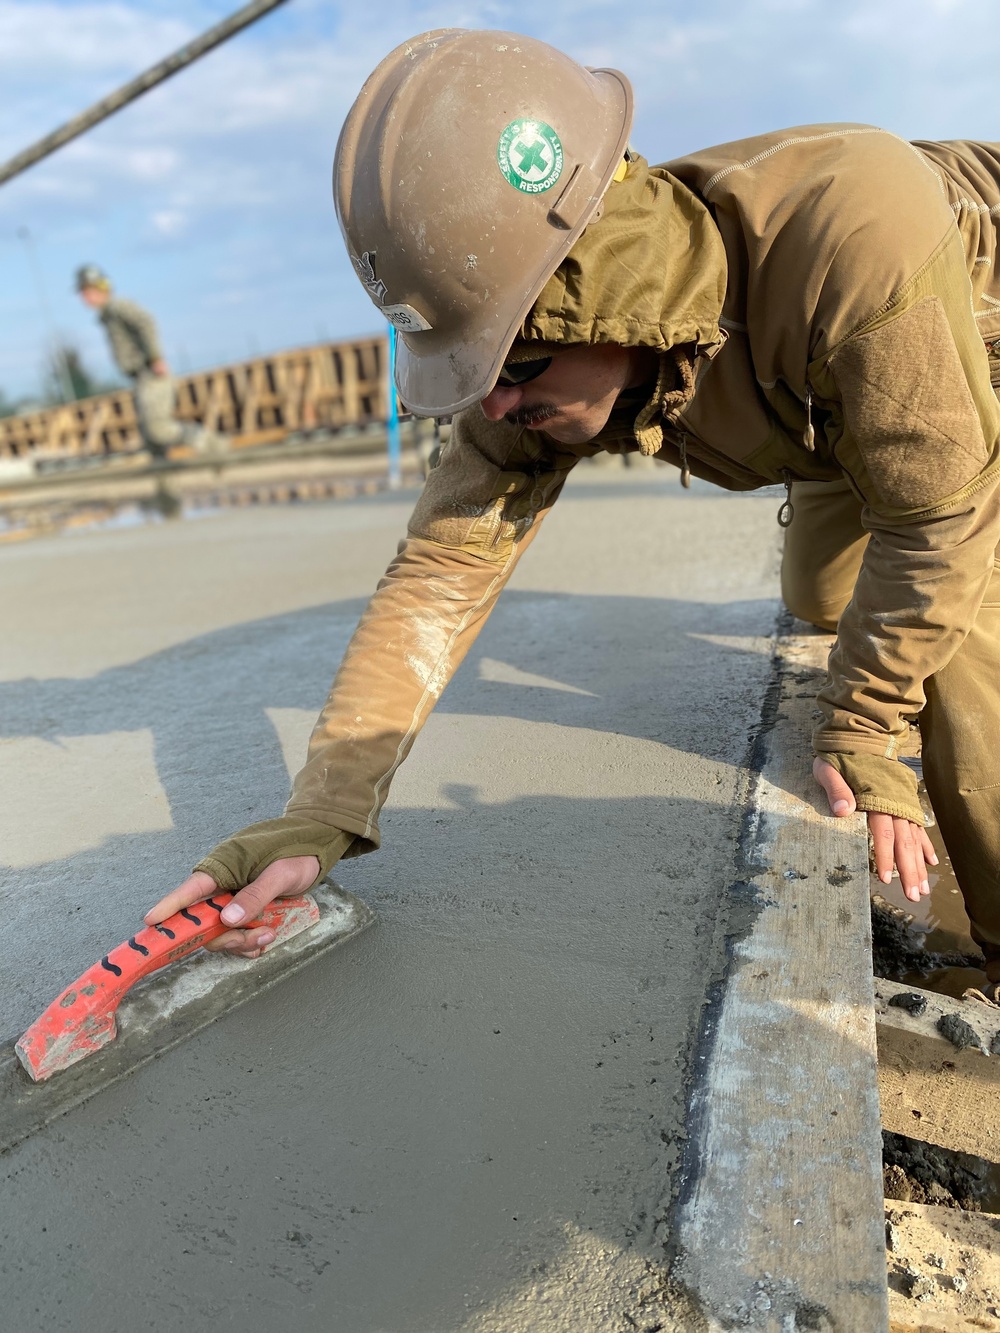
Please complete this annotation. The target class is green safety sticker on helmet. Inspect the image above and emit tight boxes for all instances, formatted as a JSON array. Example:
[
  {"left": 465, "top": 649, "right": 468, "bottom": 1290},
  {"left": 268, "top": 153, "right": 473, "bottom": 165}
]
[{"left": 497, "top": 119, "right": 564, "bottom": 194}]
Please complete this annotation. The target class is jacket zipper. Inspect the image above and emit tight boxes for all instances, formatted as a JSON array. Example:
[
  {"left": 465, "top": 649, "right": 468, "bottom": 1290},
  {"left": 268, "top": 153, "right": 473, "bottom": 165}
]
[
  {"left": 678, "top": 434, "right": 692, "bottom": 489},
  {"left": 802, "top": 389, "right": 815, "bottom": 451},
  {"left": 670, "top": 414, "right": 764, "bottom": 487},
  {"left": 776, "top": 388, "right": 813, "bottom": 523},
  {"left": 777, "top": 469, "right": 795, "bottom": 528}
]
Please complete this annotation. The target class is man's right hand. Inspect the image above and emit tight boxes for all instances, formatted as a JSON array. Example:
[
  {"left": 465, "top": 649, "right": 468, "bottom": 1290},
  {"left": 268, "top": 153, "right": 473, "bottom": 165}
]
[
  {"left": 813, "top": 757, "right": 936, "bottom": 904},
  {"left": 144, "top": 855, "right": 321, "bottom": 957}
]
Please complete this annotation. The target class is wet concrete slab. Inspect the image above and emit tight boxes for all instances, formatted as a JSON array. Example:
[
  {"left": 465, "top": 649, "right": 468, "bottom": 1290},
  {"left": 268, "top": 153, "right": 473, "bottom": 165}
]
[{"left": 0, "top": 470, "right": 781, "bottom": 1332}]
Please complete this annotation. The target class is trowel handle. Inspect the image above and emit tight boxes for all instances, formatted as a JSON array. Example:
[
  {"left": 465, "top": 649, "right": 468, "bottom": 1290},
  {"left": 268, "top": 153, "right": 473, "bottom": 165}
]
[
  {"left": 116, "top": 892, "right": 318, "bottom": 978},
  {"left": 15, "top": 892, "right": 320, "bottom": 1082},
  {"left": 104, "top": 891, "right": 319, "bottom": 985}
]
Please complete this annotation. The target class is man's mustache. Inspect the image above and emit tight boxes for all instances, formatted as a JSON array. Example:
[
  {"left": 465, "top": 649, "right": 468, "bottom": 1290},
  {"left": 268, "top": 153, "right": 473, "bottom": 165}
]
[{"left": 504, "top": 403, "right": 559, "bottom": 428}]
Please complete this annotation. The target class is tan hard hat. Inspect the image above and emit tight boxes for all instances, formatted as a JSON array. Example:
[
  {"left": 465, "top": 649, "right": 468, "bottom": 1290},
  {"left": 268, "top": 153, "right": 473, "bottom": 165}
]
[{"left": 334, "top": 29, "right": 633, "bottom": 416}]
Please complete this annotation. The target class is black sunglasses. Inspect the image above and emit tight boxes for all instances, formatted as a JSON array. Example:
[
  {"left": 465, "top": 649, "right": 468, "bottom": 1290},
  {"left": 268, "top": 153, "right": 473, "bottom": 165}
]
[{"left": 496, "top": 356, "right": 553, "bottom": 388}]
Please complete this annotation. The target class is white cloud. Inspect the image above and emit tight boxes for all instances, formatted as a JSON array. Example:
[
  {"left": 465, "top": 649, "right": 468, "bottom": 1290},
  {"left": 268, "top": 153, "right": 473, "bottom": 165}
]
[
  {"left": 0, "top": 3, "right": 188, "bottom": 75},
  {"left": 69, "top": 142, "right": 183, "bottom": 184},
  {"left": 149, "top": 207, "right": 187, "bottom": 238}
]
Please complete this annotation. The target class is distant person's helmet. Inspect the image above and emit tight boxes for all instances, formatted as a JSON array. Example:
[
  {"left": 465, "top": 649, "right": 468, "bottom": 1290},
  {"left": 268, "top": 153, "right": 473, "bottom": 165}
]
[
  {"left": 75, "top": 263, "right": 110, "bottom": 292},
  {"left": 334, "top": 29, "right": 633, "bottom": 416}
]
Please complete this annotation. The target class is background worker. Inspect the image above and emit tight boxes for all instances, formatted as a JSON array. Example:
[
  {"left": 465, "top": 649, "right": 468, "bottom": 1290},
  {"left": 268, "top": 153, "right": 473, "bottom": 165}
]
[
  {"left": 75, "top": 264, "right": 226, "bottom": 460},
  {"left": 145, "top": 31, "right": 1000, "bottom": 995}
]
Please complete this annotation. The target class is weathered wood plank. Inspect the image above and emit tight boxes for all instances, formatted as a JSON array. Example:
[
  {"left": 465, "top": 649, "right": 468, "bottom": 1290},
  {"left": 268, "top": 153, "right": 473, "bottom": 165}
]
[
  {"left": 672, "top": 624, "right": 889, "bottom": 1331},
  {"left": 876, "top": 976, "right": 1000, "bottom": 1161},
  {"left": 0, "top": 335, "right": 389, "bottom": 459}
]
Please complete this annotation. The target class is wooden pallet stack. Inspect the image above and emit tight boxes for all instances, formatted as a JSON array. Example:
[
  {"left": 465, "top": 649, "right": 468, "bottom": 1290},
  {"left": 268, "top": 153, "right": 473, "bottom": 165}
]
[{"left": 0, "top": 335, "right": 388, "bottom": 462}]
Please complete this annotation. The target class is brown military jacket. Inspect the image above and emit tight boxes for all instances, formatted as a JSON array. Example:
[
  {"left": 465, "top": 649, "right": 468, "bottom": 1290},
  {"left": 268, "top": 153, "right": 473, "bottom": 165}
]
[
  {"left": 98, "top": 297, "right": 163, "bottom": 378},
  {"left": 235, "top": 126, "right": 1000, "bottom": 877}
]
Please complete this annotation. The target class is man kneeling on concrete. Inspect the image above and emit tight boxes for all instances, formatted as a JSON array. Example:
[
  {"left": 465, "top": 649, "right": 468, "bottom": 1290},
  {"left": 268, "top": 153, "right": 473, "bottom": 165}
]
[
  {"left": 146, "top": 32, "right": 1000, "bottom": 994},
  {"left": 75, "top": 264, "right": 225, "bottom": 460}
]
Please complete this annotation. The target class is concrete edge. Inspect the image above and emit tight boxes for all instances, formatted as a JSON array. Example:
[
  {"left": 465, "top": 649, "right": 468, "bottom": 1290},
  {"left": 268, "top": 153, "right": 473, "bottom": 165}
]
[
  {"left": 669, "top": 615, "right": 890, "bottom": 1331},
  {"left": 0, "top": 879, "right": 375, "bottom": 1157}
]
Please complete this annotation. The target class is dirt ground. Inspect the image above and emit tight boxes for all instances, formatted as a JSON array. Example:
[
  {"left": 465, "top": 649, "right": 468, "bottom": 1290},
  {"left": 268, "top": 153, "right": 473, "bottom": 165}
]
[{"left": 887, "top": 1202, "right": 1000, "bottom": 1332}]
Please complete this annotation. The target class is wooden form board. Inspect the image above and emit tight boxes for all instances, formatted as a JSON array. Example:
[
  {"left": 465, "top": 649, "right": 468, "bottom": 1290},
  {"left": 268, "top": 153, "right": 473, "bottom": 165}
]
[
  {"left": 671, "top": 624, "right": 890, "bottom": 1330},
  {"left": 876, "top": 976, "right": 1000, "bottom": 1162},
  {"left": 0, "top": 336, "right": 388, "bottom": 460}
]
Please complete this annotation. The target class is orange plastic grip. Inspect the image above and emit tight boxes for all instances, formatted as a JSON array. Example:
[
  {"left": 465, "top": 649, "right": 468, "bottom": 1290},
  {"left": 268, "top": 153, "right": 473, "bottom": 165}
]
[{"left": 15, "top": 892, "right": 319, "bottom": 1082}]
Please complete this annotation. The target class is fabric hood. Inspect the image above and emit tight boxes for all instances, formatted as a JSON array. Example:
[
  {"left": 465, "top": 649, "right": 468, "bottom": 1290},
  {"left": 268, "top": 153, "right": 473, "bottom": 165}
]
[{"left": 519, "top": 156, "right": 728, "bottom": 356}]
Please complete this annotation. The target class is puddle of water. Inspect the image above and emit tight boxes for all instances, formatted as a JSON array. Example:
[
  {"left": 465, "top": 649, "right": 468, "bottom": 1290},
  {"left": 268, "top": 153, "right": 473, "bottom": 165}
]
[
  {"left": 68, "top": 505, "right": 165, "bottom": 533},
  {"left": 1, "top": 469, "right": 414, "bottom": 543}
]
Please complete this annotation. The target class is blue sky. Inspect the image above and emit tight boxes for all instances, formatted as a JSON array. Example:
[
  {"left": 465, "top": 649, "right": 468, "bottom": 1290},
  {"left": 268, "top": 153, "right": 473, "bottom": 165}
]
[{"left": 1, "top": 0, "right": 997, "bottom": 398}]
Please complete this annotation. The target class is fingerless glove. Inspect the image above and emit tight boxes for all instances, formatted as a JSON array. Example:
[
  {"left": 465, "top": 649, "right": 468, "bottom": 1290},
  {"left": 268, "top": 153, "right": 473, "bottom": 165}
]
[{"left": 193, "top": 816, "right": 355, "bottom": 892}]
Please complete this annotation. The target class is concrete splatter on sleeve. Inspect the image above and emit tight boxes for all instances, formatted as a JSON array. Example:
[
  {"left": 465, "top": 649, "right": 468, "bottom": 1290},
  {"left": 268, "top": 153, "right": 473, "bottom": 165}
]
[{"left": 284, "top": 413, "right": 576, "bottom": 855}]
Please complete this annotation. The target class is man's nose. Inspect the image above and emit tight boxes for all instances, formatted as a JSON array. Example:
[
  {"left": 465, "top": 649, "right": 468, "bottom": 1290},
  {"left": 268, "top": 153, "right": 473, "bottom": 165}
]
[{"left": 480, "top": 384, "right": 521, "bottom": 421}]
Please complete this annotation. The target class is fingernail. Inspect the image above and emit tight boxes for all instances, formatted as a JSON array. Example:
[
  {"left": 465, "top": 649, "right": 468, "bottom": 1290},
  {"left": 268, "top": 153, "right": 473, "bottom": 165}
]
[
  {"left": 881, "top": 872, "right": 892, "bottom": 884},
  {"left": 221, "top": 903, "right": 245, "bottom": 925},
  {"left": 257, "top": 931, "right": 275, "bottom": 948},
  {"left": 833, "top": 800, "right": 850, "bottom": 816},
  {"left": 920, "top": 880, "right": 930, "bottom": 895},
  {"left": 928, "top": 854, "right": 939, "bottom": 865}
]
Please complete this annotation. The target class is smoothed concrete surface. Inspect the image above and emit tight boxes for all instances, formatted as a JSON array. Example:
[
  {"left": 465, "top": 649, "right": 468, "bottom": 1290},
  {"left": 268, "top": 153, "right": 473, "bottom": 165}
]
[{"left": 0, "top": 469, "right": 780, "bottom": 1332}]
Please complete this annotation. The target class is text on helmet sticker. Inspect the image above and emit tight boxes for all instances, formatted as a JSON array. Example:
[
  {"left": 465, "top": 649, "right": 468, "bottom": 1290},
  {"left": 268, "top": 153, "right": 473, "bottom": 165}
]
[
  {"left": 383, "top": 303, "right": 433, "bottom": 333},
  {"left": 497, "top": 120, "right": 564, "bottom": 195},
  {"left": 350, "top": 248, "right": 434, "bottom": 332}
]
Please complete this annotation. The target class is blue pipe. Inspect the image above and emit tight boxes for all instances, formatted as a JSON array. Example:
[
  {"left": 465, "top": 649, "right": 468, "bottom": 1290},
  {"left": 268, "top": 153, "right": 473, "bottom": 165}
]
[{"left": 386, "top": 323, "right": 402, "bottom": 490}]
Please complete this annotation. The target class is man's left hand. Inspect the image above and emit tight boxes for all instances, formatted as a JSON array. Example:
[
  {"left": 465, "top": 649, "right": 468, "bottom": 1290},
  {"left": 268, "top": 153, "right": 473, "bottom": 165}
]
[{"left": 813, "top": 756, "right": 937, "bottom": 903}]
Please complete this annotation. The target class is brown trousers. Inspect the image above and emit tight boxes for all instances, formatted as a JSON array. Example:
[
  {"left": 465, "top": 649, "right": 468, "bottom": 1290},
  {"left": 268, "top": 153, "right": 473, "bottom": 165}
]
[{"left": 782, "top": 477, "right": 1000, "bottom": 953}]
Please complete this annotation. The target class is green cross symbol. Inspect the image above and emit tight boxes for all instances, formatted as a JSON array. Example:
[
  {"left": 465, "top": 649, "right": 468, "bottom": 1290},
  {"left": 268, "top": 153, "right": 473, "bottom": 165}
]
[
  {"left": 514, "top": 136, "right": 549, "bottom": 177},
  {"left": 498, "top": 118, "right": 563, "bottom": 194}
]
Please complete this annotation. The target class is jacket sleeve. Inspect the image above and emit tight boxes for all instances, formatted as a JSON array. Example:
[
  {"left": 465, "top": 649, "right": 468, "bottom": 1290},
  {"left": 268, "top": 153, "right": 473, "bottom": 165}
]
[
  {"left": 812, "top": 237, "right": 1000, "bottom": 824},
  {"left": 119, "top": 300, "right": 163, "bottom": 364},
  {"left": 283, "top": 411, "right": 576, "bottom": 855}
]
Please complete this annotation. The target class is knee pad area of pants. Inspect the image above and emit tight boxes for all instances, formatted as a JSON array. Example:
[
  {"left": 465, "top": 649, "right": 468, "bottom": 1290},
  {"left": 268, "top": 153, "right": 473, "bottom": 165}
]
[{"left": 780, "top": 587, "right": 843, "bottom": 633}]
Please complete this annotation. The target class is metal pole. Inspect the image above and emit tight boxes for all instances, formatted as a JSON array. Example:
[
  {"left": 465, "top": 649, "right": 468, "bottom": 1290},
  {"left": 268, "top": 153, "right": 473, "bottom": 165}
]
[
  {"left": 386, "top": 324, "right": 402, "bottom": 490},
  {"left": 17, "top": 226, "right": 75, "bottom": 404},
  {"left": 0, "top": 0, "right": 290, "bottom": 189}
]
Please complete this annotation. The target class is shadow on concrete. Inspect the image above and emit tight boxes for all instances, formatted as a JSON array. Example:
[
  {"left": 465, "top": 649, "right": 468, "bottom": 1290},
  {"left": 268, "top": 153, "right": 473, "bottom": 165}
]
[
  {"left": 0, "top": 588, "right": 773, "bottom": 823},
  {"left": 0, "top": 583, "right": 782, "bottom": 1331},
  {"left": 0, "top": 588, "right": 776, "bottom": 1023}
]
